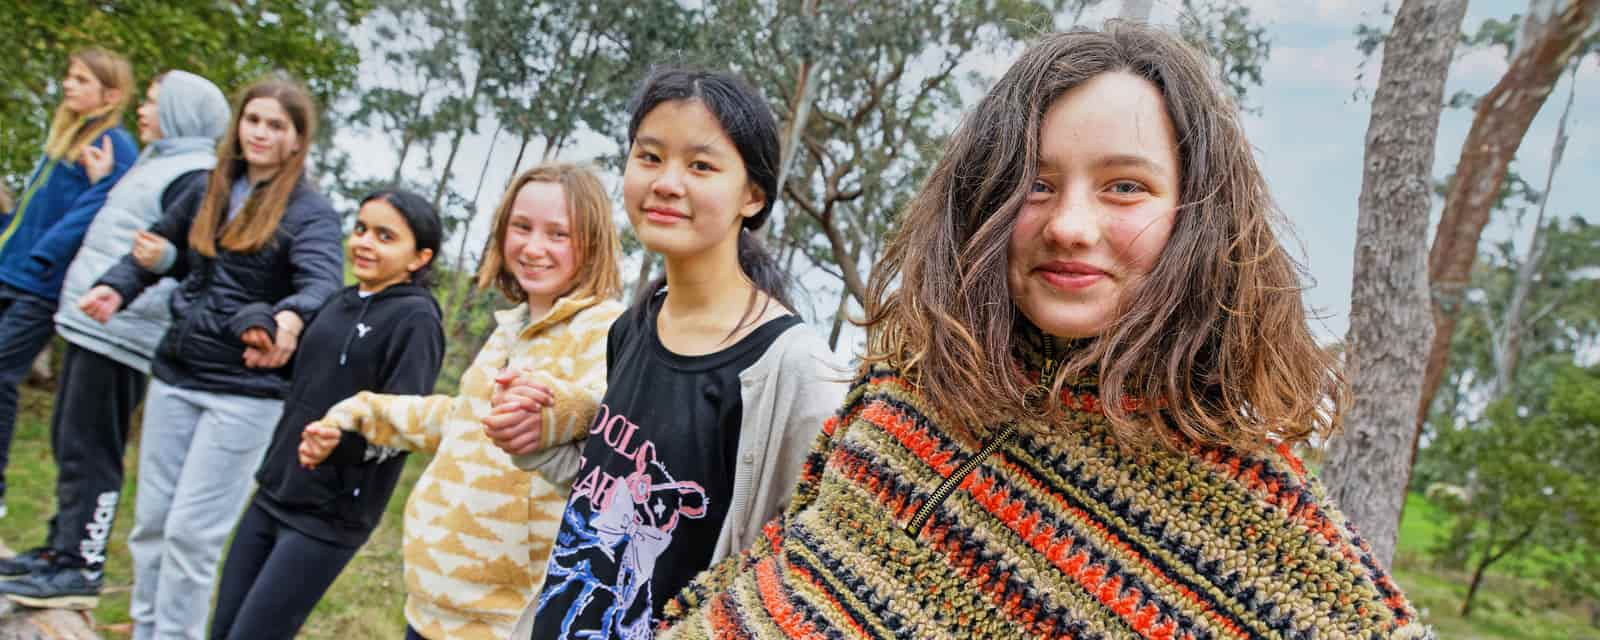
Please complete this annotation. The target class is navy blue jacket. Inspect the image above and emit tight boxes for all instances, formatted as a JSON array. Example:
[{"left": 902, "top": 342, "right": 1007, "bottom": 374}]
[
  {"left": 97, "top": 170, "right": 344, "bottom": 399},
  {"left": 0, "top": 126, "right": 139, "bottom": 300}
]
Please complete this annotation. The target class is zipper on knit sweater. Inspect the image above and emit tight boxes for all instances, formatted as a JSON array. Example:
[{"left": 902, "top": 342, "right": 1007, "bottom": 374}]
[
  {"left": 905, "top": 422, "right": 1016, "bottom": 535},
  {"left": 904, "top": 337, "right": 1056, "bottom": 536}
]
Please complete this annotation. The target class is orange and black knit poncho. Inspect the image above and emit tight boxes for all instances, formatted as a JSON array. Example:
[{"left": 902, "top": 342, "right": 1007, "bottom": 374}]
[{"left": 658, "top": 335, "right": 1430, "bottom": 640}]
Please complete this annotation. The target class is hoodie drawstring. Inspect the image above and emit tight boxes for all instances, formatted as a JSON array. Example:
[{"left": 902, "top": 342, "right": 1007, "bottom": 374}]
[{"left": 339, "top": 295, "right": 375, "bottom": 366}]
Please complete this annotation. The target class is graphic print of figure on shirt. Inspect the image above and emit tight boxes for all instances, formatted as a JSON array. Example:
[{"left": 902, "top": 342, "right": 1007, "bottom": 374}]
[{"left": 538, "top": 435, "right": 707, "bottom": 639}]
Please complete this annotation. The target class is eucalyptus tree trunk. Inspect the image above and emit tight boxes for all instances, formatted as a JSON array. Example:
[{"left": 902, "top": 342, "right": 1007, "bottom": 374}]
[
  {"left": 1414, "top": 0, "right": 1598, "bottom": 433},
  {"left": 1319, "top": 0, "right": 1466, "bottom": 571}
]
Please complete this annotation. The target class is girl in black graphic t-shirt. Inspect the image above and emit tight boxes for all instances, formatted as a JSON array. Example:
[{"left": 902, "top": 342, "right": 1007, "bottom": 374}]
[{"left": 487, "top": 69, "right": 846, "bottom": 639}]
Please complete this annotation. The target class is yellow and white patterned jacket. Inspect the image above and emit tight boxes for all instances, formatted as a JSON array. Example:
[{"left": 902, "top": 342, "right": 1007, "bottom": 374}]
[{"left": 319, "top": 295, "right": 623, "bottom": 640}]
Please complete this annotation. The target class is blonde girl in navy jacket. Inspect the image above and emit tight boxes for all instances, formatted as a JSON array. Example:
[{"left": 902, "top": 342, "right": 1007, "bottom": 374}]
[{"left": 0, "top": 47, "right": 137, "bottom": 519}]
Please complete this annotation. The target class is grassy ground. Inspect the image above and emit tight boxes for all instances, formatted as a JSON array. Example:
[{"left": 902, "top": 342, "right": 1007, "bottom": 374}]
[
  {"left": 0, "top": 382, "right": 415, "bottom": 638},
  {"left": 1382, "top": 492, "right": 1599, "bottom": 639},
  {"left": 4, "top": 379, "right": 1599, "bottom": 638}
]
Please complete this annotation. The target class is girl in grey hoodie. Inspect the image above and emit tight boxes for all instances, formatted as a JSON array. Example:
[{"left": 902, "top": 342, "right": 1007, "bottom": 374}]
[{"left": 0, "top": 70, "right": 229, "bottom": 611}]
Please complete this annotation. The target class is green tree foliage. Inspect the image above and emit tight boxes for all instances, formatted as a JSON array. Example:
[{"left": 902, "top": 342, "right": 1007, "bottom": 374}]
[
  {"left": 1426, "top": 363, "right": 1600, "bottom": 617},
  {"left": 474, "top": 0, "right": 692, "bottom": 170},
  {"left": 1175, "top": 0, "right": 1269, "bottom": 110},
  {"left": 0, "top": 0, "right": 369, "bottom": 191}
]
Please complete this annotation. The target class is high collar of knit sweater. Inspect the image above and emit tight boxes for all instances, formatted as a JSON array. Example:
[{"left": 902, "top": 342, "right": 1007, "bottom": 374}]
[{"left": 1006, "top": 322, "right": 1134, "bottom": 430}]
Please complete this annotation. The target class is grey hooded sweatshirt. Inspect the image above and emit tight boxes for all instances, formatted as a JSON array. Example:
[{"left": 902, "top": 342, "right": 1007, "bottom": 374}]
[{"left": 54, "top": 70, "right": 230, "bottom": 373}]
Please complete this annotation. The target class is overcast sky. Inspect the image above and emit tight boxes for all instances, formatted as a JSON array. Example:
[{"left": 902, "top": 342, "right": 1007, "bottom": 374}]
[{"left": 334, "top": 0, "right": 1599, "bottom": 352}]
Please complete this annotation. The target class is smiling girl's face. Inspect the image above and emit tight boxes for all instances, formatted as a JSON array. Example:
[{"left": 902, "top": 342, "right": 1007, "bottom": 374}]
[
  {"left": 237, "top": 97, "right": 299, "bottom": 174},
  {"left": 348, "top": 198, "right": 432, "bottom": 293},
  {"left": 502, "top": 181, "right": 579, "bottom": 309},
  {"left": 622, "top": 99, "right": 764, "bottom": 261},
  {"left": 1006, "top": 71, "right": 1181, "bottom": 339}
]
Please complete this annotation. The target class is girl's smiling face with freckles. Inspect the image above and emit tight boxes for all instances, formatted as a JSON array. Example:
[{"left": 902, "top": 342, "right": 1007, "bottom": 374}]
[
  {"left": 1006, "top": 71, "right": 1181, "bottom": 339},
  {"left": 502, "top": 181, "right": 580, "bottom": 309},
  {"left": 622, "top": 99, "right": 765, "bottom": 261}
]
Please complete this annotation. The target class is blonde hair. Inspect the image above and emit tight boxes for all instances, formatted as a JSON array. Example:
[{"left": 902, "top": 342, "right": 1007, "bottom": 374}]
[
  {"left": 44, "top": 48, "right": 133, "bottom": 162},
  {"left": 476, "top": 162, "right": 623, "bottom": 304},
  {"left": 189, "top": 77, "right": 317, "bottom": 257}
]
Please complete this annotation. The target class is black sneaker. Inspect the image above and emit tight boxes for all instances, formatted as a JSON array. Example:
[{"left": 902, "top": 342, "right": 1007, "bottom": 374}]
[
  {"left": 0, "top": 547, "right": 54, "bottom": 578},
  {"left": 0, "top": 562, "right": 102, "bottom": 610}
]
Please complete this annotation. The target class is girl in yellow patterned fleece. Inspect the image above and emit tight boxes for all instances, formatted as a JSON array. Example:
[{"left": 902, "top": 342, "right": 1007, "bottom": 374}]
[{"left": 297, "top": 162, "right": 624, "bottom": 640}]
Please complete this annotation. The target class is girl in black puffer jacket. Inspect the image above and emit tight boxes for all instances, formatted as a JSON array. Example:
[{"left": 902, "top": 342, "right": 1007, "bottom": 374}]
[{"left": 84, "top": 77, "right": 343, "bottom": 640}]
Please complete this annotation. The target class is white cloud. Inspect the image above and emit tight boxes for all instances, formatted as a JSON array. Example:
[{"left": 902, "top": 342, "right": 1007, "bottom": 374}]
[
  {"left": 1451, "top": 47, "right": 1511, "bottom": 87},
  {"left": 1265, "top": 38, "right": 1370, "bottom": 92},
  {"left": 1199, "top": 0, "right": 1370, "bottom": 27}
]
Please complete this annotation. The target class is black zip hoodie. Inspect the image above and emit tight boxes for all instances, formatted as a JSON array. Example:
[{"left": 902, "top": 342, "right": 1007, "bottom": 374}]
[{"left": 252, "top": 282, "right": 444, "bottom": 547}]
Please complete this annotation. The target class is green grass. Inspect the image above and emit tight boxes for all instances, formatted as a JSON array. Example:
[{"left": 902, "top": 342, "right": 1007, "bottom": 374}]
[
  {"left": 0, "top": 381, "right": 418, "bottom": 638},
  {"left": 1389, "top": 491, "right": 1600, "bottom": 639}
]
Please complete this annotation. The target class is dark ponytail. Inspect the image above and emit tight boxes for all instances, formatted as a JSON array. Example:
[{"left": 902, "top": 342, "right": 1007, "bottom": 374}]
[
  {"left": 626, "top": 67, "right": 794, "bottom": 333},
  {"left": 359, "top": 189, "right": 443, "bottom": 289},
  {"left": 736, "top": 225, "right": 792, "bottom": 308}
]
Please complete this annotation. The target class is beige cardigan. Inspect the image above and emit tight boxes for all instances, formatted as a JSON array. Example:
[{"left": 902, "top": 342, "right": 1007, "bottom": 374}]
[{"left": 322, "top": 296, "right": 622, "bottom": 640}]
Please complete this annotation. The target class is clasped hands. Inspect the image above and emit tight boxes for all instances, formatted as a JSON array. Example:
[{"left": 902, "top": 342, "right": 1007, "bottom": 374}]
[
  {"left": 296, "top": 367, "right": 552, "bottom": 470},
  {"left": 240, "top": 310, "right": 303, "bottom": 369},
  {"left": 483, "top": 368, "right": 552, "bottom": 456}
]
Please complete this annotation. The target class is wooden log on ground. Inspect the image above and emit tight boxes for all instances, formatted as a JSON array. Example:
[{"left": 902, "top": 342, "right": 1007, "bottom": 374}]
[{"left": 0, "top": 541, "right": 100, "bottom": 640}]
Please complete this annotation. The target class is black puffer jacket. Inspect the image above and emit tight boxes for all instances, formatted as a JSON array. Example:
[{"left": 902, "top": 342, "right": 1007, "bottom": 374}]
[{"left": 97, "top": 171, "right": 344, "bottom": 399}]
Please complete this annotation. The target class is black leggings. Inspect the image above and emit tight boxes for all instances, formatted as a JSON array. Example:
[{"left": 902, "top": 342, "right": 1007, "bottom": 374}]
[{"left": 209, "top": 500, "right": 359, "bottom": 639}]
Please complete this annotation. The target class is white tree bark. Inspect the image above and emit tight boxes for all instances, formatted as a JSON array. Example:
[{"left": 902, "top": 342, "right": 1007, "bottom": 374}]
[
  {"left": 1320, "top": 0, "right": 1467, "bottom": 570},
  {"left": 1413, "top": 0, "right": 1597, "bottom": 435},
  {"left": 1487, "top": 67, "right": 1575, "bottom": 400}
]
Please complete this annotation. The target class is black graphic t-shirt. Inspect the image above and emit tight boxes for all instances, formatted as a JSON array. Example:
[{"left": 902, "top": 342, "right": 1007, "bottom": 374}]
[{"left": 531, "top": 293, "right": 800, "bottom": 640}]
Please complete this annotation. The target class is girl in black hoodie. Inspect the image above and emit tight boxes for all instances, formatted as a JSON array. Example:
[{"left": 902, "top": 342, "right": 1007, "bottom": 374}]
[{"left": 209, "top": 189, "right": 445, "bottom": 640}]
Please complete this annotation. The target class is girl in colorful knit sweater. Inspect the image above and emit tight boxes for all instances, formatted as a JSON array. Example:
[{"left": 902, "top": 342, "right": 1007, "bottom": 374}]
[
  {"left": 487, "top": 69, "right": 845, "bottom": 639},
  {"left": 297, "top": 163, "right": 625, "bottom": 640},
  {"left": 657, "top": 24, "right": 1430, "bottom": 640}
]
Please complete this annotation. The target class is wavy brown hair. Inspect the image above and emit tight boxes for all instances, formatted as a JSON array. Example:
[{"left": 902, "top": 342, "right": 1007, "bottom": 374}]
[
  {"left": 862, "top": 22, "right": 1344, "bottom": 453},
  {"left": 476, "top": 162, "right": 623, "bottom": 304},
  {"left": 189, "top": 77, "right": 317, "bottom": 257},
  {"left": 45, "top": 48, "right": 133, "bottom": 162}
]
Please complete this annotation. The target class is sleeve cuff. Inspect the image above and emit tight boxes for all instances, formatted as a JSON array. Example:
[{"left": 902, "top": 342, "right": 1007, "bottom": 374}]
[
  {"left": 328, "top": 430, "right": 368, "bottom": 466},
  {"left": 225, "top": 302, "right": 278, "bottom": 341},
  {"left": 151, "top": 241, "right": 178, "bottom": 274}
]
